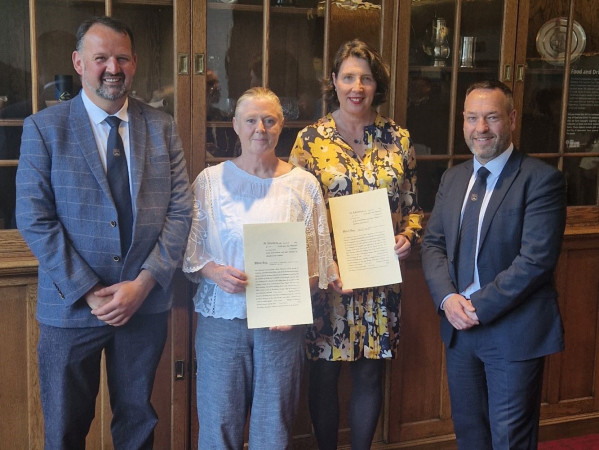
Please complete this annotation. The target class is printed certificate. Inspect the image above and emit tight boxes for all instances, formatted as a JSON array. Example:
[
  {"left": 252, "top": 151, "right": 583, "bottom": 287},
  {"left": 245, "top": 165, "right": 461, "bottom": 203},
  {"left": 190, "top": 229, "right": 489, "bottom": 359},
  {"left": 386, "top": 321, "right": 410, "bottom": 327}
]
[
  {"left": 243, "top": 222, "right": 313, "bottom": 329},
  {"left": 329, "top": 188, "right": 402, "bottom": 289}
]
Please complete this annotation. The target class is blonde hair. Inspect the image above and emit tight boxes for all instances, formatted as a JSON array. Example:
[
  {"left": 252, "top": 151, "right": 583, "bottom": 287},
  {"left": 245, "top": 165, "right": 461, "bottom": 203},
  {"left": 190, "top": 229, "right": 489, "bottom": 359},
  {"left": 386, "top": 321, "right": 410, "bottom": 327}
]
[{"left": 235, "top": 87, "right": 283, "bottom": 121}]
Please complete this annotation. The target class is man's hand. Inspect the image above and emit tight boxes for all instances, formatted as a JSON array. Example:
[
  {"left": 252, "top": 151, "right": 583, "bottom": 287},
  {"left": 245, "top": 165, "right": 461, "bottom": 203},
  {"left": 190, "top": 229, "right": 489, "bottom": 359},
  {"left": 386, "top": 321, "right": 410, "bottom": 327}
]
[
  {"left": 84, "top": 283, "right": 112, "bottom": 310},
  {"left": 91, "top": 270, "right": 156, "bottom": 326},
  {"left": 443, "top": 293, "right": 480, "bottom": 330}
]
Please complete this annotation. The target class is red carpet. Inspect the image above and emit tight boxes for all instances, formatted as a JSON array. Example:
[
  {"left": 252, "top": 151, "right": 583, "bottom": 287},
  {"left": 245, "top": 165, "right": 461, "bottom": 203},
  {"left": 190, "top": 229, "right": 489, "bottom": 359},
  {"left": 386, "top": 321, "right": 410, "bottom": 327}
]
[{"left": 539, "top": 434, "right": 599, "bottom": 449}]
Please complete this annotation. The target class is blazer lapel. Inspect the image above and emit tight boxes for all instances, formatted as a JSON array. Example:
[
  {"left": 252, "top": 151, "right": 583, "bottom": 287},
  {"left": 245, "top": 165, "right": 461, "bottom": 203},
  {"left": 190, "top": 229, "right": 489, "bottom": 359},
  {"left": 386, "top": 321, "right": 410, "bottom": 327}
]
[
  {"left": 69, "top": 95, "right": 113, "bottom": 199},
  {"left": 127, "top": 99, "right": 146, "bottom": 211},
  {"left": 479, "top": 150, "right": 523, "bottom": 248}
]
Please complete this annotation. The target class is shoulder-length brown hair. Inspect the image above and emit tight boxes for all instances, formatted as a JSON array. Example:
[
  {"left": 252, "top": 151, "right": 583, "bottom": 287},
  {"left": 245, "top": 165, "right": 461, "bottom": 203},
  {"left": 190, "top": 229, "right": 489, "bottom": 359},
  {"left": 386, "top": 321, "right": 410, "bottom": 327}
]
[{"left": 323, "top": 39, "right": 390, "bottom": 110}]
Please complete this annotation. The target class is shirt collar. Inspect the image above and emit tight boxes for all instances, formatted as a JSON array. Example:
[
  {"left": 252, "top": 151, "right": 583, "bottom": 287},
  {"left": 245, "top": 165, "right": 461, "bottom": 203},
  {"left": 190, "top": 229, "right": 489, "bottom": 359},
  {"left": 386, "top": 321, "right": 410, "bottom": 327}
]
[
  {"left": 474, "top": 144, "right": 514, "bottom": 179},
  {"left": 81, "top": 89, "right": 129, "bottom": 125}
]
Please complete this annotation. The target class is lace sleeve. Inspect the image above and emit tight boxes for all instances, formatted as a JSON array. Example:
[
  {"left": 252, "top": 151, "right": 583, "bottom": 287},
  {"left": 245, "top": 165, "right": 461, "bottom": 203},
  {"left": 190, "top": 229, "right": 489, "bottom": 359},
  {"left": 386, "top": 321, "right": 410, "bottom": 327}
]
[
  {"left": 182, "top": 173, "right": 212, "bottom": 283},
  {"left": 305, "top": 177, "right": 338, "bottom": 289}
]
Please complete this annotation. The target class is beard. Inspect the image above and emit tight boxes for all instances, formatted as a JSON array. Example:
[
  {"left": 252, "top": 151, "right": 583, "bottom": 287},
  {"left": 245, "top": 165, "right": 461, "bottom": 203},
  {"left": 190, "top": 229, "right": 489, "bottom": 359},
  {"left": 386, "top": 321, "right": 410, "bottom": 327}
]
[
  {"left": 84, "top": 70, "right": 129, "bottom": 101},
  {"left": 95, "top": 74, "right": 128, "bottom": 101}
]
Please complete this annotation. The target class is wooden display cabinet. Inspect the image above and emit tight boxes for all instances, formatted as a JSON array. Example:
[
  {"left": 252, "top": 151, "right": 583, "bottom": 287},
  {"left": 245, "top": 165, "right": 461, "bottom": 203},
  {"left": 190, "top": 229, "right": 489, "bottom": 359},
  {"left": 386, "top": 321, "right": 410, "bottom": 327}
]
[{"left": 2, "top": 0, "right": 599, "bottom": 448}]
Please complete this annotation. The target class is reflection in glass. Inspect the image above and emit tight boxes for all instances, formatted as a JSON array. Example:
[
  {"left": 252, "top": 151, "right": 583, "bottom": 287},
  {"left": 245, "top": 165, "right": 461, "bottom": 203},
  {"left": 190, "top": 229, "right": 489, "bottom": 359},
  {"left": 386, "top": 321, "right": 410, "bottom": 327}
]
[
  {"left": 113, "top": 4, "right": 175, "bottom": 117},
  {"left": 520, "top": 1, "right": 567, "bottom": 158},
  {"left": 0, "top": 0, "right": 31, "bottom": 118},
  {"left": 415, "top": 160, "right": 450, "bottom": 212},
  {"left": 407, "top": 74, "right": 450, "bottom": 157},
  {"left": 206, "top": 5, "right": 262, "bottom": 157},
  {"left": 35, "top": 1, "right": 105, "bottom": 111},
  {"left": 269, "top": 7, "right": 324, "bottom": 122}
]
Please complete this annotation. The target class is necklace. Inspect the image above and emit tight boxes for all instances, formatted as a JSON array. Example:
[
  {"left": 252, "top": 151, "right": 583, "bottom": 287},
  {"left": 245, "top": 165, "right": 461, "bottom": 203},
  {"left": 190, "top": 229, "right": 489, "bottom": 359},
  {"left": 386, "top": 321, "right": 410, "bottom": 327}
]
[{"left": 336, "top": 118, "right": 364, "bottom": 146}]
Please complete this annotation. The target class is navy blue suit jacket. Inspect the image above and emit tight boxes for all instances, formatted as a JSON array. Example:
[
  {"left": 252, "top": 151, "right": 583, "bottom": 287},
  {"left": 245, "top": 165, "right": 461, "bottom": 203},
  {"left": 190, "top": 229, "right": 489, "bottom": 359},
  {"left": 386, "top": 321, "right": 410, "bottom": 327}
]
[
  {"left": 16, "top": 94, "right": 193, "bottom": 327},
  {"left": 421, "top": 150, "right": 566, "bottom": 361}
]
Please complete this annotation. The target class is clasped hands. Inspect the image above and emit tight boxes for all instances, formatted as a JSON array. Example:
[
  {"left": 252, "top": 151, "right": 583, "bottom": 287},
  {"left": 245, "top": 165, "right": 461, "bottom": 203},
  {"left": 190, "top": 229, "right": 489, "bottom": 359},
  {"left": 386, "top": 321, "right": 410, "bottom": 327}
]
[
  {"left": 85, "top": 270, "right": 156, "bottom": 327},
  {"left": 443, "top": 293, "right": 480, "bottom": 330}
]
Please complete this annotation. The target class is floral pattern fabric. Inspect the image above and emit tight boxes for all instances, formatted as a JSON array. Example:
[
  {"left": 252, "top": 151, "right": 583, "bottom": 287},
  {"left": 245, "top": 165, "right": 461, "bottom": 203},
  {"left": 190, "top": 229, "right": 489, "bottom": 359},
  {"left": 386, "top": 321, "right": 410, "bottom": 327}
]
[{"left": 290, "top": 113, "right": 423, "bottom": 361}]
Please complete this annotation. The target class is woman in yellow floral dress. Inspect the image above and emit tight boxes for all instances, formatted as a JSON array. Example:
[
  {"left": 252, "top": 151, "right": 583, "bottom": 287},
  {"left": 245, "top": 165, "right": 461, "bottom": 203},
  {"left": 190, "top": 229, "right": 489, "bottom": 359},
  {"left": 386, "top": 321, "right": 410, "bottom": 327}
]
[{"left": 289, "top": 39, "right": 423, "bottom": 450}]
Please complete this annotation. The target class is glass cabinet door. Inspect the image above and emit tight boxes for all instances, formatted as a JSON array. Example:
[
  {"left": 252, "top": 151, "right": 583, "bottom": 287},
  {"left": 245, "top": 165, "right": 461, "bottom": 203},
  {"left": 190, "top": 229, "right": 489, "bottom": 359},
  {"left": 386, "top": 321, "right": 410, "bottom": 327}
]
[
  {"left": 112, "top": 1, "right": 175, "bottom": 118},
  {"left": 0, "top": 0, "right": 176, "bottom": 232},
  {"left": 205, "top": 0, "right": 326, "bottom": 162},
  {"left": 205, "top": 0, "right": 265, "bottom": 159},
  {"left": 406, "top": 0, "right": 507, "bottom": 211},
  {"left": 0, "top": 0, "right": 31, "bottom": 230},
  {"left": 520, "top": 0, "right": 599, "bottom": 206},
  {"left": 203, "top": 0, "right": 386, "bottom": 165}
]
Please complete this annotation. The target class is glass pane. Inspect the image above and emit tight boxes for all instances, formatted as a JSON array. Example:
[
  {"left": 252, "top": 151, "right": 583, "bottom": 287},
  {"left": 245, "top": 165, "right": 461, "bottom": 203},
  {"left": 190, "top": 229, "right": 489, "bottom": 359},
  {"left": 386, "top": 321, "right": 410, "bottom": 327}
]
[
  {"left": 408, "top": 0, "right": 455, "bottom": 158},
  {"left": 519, "top": 1, "right": 569, "bottom": 156},
  {"left": 113, "top": 3, "right": 175, "bottom": 117},
  {"left": 276, "top": 126, "right": 304, "bottom": 158},
  {"left": 36, "top": 1, "right": 104, "bottom": 111},
  {"left": 454, "top": 0, "right": 505, "bottom": 155},
  {"left": 565, "top": 157, "right": 599, "bottom": 206},
  {"left": 416, "top": 160, "right": 449, "bottom": 212},
  {"left": 407, "top": 71, "right": 451, "bottom": 156},
  {"left": 269, "top": 1, "right": 323, "bottom": 122},
  {"left": 206, "top": 2, "right": 263, "bottom": 158},
  {"left": 0, "top": 166, "right": 17, "bottom": 229},
  {"left": 564, "top": 3, "right": 599, "bottom": 206},
  {"left": 0, "top": 0, "right": 31, "bottom": 119}
]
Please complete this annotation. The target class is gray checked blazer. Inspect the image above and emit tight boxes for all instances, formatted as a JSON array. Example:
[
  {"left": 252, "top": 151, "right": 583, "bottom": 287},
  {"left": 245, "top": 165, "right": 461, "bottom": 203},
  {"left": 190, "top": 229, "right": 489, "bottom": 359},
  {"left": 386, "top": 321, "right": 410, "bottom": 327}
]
[{"left": 16, "top": 94, "right": 193, "bottom": 327}]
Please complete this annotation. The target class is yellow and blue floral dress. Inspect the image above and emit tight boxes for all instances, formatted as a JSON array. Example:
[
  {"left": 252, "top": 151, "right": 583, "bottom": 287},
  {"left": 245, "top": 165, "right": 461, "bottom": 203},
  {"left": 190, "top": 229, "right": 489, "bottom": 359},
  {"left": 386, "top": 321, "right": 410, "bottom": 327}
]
[{"left": 290, "top": 112, "right": 423, "bottom": 361}]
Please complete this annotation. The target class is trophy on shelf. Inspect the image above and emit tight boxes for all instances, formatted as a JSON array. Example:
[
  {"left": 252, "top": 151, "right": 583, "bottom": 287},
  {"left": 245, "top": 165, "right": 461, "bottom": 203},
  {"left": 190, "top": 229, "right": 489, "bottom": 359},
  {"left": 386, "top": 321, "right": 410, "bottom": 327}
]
[{"left": 423, "top": 18, "right": 451, "bottom": 67}]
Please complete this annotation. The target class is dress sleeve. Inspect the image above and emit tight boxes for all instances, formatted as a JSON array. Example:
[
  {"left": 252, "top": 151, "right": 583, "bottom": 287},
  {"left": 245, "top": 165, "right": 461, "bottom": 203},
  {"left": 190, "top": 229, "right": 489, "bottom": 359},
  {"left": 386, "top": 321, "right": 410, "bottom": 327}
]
[
  {"left": 182, "top": 172, "right": 213, "bottom": 283},
  {"left": 290, "top": 126, "right": 315, "bottom": 172},
  {"left": 395, "top": 127, "right": 423, "bottom": 245}
]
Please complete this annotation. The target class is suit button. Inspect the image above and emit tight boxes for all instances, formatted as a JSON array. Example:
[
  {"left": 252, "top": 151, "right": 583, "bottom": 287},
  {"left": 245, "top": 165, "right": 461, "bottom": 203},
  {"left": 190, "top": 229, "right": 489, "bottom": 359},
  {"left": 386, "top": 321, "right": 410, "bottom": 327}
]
[
  {"left": 113, "top": 256, "right": 121, "bottom": 262},
  {"left": 110, "top": 221, "right": 117, "bottom": 227}
]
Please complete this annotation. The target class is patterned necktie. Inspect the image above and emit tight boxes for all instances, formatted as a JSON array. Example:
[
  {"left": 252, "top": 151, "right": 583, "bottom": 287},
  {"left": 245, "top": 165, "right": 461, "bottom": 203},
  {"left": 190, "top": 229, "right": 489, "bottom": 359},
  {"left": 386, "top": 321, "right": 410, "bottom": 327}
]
[
  {"left": 105, "top": 116, "right": 133, "bottom": 256},
  {"left": 457, "top": 166, "right": 490, "bottom": 292}
]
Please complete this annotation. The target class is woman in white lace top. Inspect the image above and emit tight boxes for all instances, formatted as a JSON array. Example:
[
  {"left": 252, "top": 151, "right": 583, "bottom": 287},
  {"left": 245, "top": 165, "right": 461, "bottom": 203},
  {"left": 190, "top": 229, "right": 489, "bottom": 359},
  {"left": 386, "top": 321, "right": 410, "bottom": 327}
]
[{"left": 183, "top": 87, "right": 338, "bottom": 449}]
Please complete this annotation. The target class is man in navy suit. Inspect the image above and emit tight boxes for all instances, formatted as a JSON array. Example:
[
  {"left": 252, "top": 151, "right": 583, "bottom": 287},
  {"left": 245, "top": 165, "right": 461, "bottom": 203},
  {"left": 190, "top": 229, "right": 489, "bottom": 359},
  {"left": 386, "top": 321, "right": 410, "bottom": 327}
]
[
  {"left": 16, "top": 16, "right": 192, "bottom": 449},
  {"left": 421, "top": 80, "right": 566, "bottom": 449}
]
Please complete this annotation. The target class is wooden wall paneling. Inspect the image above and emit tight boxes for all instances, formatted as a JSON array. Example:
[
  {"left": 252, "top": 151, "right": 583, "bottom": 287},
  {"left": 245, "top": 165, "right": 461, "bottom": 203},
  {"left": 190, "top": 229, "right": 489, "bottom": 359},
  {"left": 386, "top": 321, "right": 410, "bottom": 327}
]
[
  {"left": 538, "top": 234, "right": 599, "bottom": 440},
  {"left": 0, "top": 275, "right": 41, "bottom": 450},
  {"left": 387, "top": 252, "right": 455, "bottom": 447},
  {"left": 542, "top": 235, "right": 599, "bottom": 417}
]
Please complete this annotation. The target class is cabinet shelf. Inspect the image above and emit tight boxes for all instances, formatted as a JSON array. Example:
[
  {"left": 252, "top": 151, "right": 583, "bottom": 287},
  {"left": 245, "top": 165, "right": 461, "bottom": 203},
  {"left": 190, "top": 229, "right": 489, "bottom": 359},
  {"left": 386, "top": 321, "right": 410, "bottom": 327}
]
[
  {"left": 206, "top": 120, "right": 313, "bottom": 127},
  {"left": 409, "top": 65, "right": 496, "bottom": 73},
  {"left": 208, "top": 2, "right": 316, "bottom": 15},
  {"left": 0, "top": 119, "right": 24, "bottom": 127},
  {"left": 73, "top": 0, "right": 173, "bottom": 5}
]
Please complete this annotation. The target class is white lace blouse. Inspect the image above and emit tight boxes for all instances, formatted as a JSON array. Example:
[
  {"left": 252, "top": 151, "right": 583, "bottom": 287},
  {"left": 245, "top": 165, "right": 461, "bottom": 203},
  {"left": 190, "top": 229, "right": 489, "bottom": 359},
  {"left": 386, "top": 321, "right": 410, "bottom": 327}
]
[{"left": 182, "top": 160, "right": 337, "bottom": 320}]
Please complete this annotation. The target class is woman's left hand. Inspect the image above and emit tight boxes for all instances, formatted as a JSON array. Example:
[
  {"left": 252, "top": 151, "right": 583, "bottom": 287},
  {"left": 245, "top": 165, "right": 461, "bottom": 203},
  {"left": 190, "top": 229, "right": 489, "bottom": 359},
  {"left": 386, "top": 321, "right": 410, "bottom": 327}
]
[
  {"left": 394, "top": 235, "right": 412, "bottom": 260},
  {"left": 269, "top": 325, "right": 293, "bottom": 331}
]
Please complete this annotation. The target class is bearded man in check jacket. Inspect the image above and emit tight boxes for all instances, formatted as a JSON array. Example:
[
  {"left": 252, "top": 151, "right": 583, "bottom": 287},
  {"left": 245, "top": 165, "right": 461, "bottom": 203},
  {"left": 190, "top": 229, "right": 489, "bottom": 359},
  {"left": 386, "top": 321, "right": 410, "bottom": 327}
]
[
  {"left": 16, "top": 16, "right": 192, "bottom": 450},
  {"left": 421, "top": 80, "right": 566, "bottom": 450}
]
